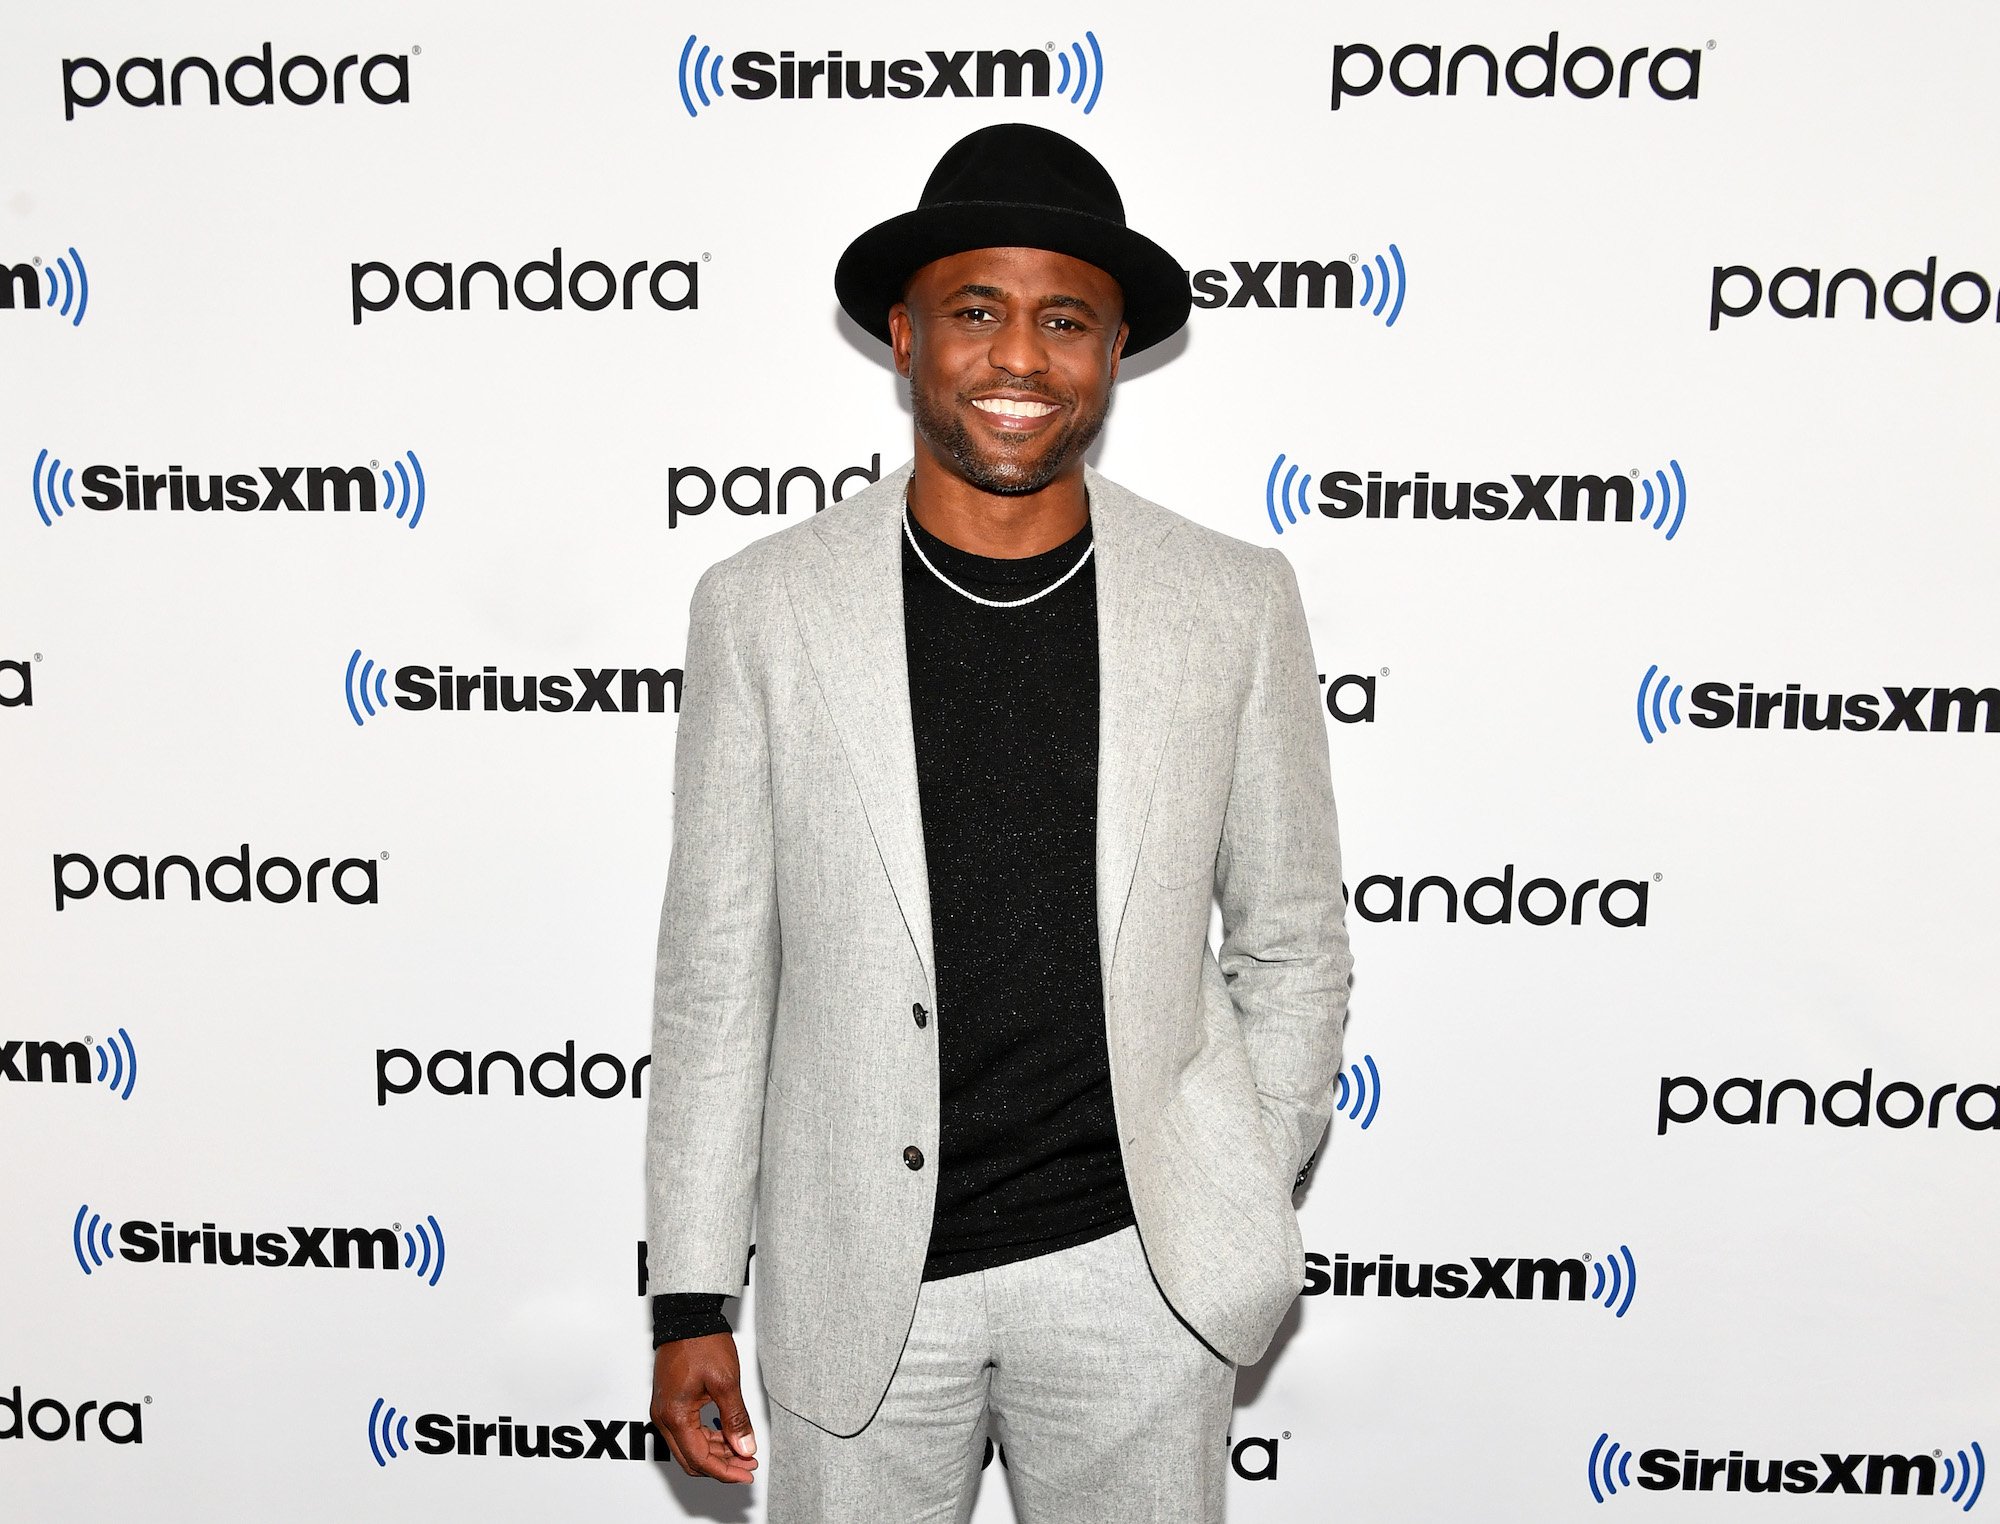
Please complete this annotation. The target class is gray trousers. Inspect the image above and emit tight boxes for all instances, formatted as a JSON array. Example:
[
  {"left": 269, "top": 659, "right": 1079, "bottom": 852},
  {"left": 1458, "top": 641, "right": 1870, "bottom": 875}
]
[{"left": 765, "top": 1223, "right": 1238, "bottom": 1524}]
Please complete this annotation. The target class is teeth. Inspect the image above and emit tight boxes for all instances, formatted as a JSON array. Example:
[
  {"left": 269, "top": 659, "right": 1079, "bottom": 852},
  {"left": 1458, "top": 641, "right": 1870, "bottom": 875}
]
[{"left": 973, "top": 398, "right": 1059, "bottom": 418}]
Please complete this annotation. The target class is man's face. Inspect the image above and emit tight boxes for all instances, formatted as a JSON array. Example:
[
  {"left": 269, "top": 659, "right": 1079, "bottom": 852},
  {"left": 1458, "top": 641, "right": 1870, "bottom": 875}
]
[{"left": 888, "top": 246, "right": 1129, "bottom": 497}]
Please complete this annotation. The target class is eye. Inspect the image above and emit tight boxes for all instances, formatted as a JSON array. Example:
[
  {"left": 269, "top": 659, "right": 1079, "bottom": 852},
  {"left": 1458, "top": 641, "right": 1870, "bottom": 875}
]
[
  {"left": 1045, "top": 316, "right": 1085, "bottom": 332},
  {"left": 955, "top": 306, "right": 997, "bottom": 323}
]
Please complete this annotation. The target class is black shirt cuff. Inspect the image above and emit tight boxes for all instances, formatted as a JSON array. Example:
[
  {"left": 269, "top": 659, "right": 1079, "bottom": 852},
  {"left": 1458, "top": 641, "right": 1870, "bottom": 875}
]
[{"left": 652, "top": 1292, "right": 731, "bottom": 1347}]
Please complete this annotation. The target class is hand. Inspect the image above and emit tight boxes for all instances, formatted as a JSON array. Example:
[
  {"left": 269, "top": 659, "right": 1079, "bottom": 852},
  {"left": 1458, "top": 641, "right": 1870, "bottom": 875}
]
[{"left": 651, "top": 1333, "right": 759, "bottom": 1483}]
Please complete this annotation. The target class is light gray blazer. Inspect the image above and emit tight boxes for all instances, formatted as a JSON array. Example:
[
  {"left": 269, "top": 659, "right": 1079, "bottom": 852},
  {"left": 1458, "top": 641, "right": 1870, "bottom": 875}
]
[{"left": 646, "top": 461, "right": 1353, "bottom": 1435}]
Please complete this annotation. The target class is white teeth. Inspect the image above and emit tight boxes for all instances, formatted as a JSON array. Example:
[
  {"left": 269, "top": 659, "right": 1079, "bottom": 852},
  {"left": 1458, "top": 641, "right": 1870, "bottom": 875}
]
[{"left": 972, "top": 398, "right": 1059, "bottom": 418}]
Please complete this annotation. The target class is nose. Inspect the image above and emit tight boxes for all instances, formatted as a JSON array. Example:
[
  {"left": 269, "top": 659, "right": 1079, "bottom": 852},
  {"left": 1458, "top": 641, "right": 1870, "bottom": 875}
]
[{"left": 985, "top": 311, "right": 1051, "bottom": 379}]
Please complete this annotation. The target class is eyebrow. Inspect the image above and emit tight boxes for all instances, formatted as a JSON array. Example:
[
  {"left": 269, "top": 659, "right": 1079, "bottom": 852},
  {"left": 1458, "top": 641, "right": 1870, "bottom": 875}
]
[{"left": 938, "top": 284, "right": 1102, "bottom": 320}]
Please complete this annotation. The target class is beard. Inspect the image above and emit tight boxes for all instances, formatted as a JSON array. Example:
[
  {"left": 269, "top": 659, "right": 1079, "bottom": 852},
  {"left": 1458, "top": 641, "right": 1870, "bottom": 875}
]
[{"left": 909, "top": 379, "right": 1111, "bottom": 497}]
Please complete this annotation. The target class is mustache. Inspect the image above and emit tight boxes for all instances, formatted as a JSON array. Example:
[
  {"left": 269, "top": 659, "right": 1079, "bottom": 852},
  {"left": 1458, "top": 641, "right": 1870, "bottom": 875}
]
[{"left": 962, "top": 381, "right": 1067, "bottom": 404}]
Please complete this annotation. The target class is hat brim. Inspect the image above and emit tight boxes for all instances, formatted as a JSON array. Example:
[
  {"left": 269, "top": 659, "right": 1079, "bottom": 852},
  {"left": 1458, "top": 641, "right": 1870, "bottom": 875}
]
[{"left": 835, "top": 201, "right": 1191, "bottom": 358}]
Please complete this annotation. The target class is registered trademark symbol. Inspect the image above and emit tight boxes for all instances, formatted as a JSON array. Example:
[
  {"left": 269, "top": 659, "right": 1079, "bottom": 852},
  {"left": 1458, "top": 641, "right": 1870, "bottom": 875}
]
[
  {"left": 1583, "top": 1252, "right": 1592, "bottom": 1260},
  {"left": 1047, "top": 40, "right": 1055, "bottom": 49},
  {"left": 413, "top": 45, "right": 423, "bottom": 54},
  {"left": 1936, "top": 1449, "right": 1944, "bottom": 1458},
  {"left": 392, "top": 1222, "right": 401, "bottom": 1231},
  {"left": 144, "top": 1396, "right": 152, "bottom": 1404},
  {"left": 380, "top": 851, "right": 390, "bottom": 860},
  {"left": 702, "top": 252, "right": 712, "bottom": 262},
  {"left": 1630, "top": 468, "right": 1639, "bottom": 477},
  {"left": 1379, "top": 666, "right": 1389, "bottom": 677},
  {"left": 1282, "top": 1431, "right": 1291, "bottom": 1440},
  {"left": 84, "top": 1036, "right": 92, "bottom": 1045},
  {"left": 1349, "top": 253, "right": 1359, "bottom": 264},
  {"left": 1653, "top": 872, "right": 1663, "bottom": 882},
  {"left": 370, "top": 459, "right": 379, "bottom": 468},
  {"left": 34, "top": 652, "right": 43, "bottom": 661},
  {"left": 1706, "top": 39, "right": 1716, "bottom": 49}
]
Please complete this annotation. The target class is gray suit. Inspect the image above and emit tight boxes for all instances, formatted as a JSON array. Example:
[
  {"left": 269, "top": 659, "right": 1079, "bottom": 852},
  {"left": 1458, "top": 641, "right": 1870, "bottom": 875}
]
[{"left": 646, "top": 461, "right": 1353, "bottom": 1436}]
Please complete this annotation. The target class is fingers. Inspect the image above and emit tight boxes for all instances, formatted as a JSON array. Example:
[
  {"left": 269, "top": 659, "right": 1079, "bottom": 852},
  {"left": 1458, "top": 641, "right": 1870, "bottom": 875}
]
[
  {"left": 650, "top": 1339, "right": 759, "bottom": 1484},
  {"left": 663, "top": 1408, "right": 758, "bottom": 1483},
  {"left": 711, "top": 1368, "right": 759, "bottom": 1460}
]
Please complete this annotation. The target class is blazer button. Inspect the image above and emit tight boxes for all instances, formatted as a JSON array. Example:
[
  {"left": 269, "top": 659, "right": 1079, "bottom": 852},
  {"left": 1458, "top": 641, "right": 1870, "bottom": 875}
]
[
  {"left": 903, "top": 1145, "right": 925, "bottom": 1170},
  {"left": 912, "top": 1002, "right": 929, "bottom": 1028}
]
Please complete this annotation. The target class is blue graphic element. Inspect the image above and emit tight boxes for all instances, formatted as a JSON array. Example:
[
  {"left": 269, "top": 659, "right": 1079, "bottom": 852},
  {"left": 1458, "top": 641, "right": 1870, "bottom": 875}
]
[
  {"left": 401, "top": 1214, "right": 447, "bottom": 1287},
  {"left": 368, "top": 1397, "right": 412, "bottom": 1467},
  {"left": 1264, "top": 452, "right": 1314, "bottom": 534},
  {"left": 1945, "top": 1443, "right": 1987, "bottom": 1512},
  {"left": 31, "top": 447, "right": 75, "bottom": 527},
  {"left": 378, "top": 450, "right": 426, "bottom": 527},
  {"left": 344, "top": 649, "right": 392, "bottom": 728},
  {"left": 1635, "top": 664, "right": 1684, "bottom": 745},
  {"left": 1587, "top": 1433, "right": 1635, "bottom": 1503},
  {"left": 1333, "top": 1054, "right": 1381, "bottom": 1130},
  {"left": 1586, "top": 1245, "right": 1639, "bottom": 1318},
  {"left": 1059, "top": 33, "right": 1104, "bottom": 114},
  {"left": 1354, "top": 244, "right": 1407, "bottom": 327},
  {"left": 92, "top": 1028, "right": 138, "bottom": 1101},
  {"left": 1637, "top": 459, "right": 1688, "bottom": 541},
  {"left": 43, "top": 247, "right": 89, "bottom": 327},
  {"left": 678, "top": 35, "right": 727, "bottom": 117},
  {"left": 71, "top": 1204, "right": 116, "bottom": 1275}
]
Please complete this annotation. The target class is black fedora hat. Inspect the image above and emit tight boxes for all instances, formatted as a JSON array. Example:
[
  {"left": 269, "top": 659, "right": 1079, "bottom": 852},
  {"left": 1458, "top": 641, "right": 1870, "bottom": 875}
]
[{"left": 835, "top": 122, "right": 1191, "bottom": 357}]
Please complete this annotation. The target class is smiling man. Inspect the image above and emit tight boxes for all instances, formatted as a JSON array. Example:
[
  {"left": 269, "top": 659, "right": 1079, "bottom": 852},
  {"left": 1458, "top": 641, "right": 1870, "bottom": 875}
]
[{"left": 646, "top": 123, "right": 1354, "bottom": 1523}]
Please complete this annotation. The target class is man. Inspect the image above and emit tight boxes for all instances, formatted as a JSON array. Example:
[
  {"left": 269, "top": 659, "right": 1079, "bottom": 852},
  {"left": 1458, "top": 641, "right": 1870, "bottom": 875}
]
[{"left": 646, "top": 122, "right": 1353, "bottom": 1523}]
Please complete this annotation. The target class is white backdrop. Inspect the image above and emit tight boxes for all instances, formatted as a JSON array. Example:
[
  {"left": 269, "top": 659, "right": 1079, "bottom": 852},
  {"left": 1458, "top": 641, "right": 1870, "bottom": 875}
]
[{"left": 4, "top": 1, "right": 1996, "bottom": 1518}]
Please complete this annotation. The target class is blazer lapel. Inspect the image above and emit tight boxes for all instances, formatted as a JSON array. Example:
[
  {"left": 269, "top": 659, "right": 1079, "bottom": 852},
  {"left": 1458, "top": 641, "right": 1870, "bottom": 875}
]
[
  {"left": 782, "top": 461, "right": 1199, "bottom": 1003},
  {"left": 1086, "top": 466, "right": 1201, "bottom": 984}
]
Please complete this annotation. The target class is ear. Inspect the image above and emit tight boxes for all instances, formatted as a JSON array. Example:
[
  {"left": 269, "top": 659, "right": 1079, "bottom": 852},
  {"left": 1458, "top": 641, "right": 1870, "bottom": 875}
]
[
  {"left": 1107, "top": 319, "right": 1130, "bottom": 385},
  {"left": 888, "top": 303, "right": 915, "bottom": 379}
]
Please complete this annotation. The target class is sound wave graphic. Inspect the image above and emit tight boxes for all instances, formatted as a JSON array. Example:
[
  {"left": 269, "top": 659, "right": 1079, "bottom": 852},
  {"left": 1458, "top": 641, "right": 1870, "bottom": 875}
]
[
  {"left": 1638, "top": 459, "right": 1687, "bottom": 541},
  {"left": 368, "top": 1397, "right": 413, "bottom": 1467},
  {"left": 31, "top": 448, "right": 75, "bottom": 527},
  {"left": 1333, "top": 1054, "right": 1382, "bottom": 1130},
  {"left": 1588, "top": 1432, "right": 1635, "bottom": 1503},
  {"left": 93, "top": 1028, "right": 138, "bottom": 1101},
  {"left": 1635, "top": 664, "right": 1684, "bottom": 744},
  {"left": 677, "top": 35, "right": 727, "bottom": 117},
  {"left": 43, "top": 247, "right": 90, "bottom": 327},
  {"left": 1587, "top": 1245, "right": 1638, "bottom": 1318},
  {"left": 1943, "top": 1443, "right": 1987, "bottom": 1513},
  {"left": 1054, "top": 32, "right": 1105, "bottom": 113},
  {"left": 1355, "top": 244, "right": 1408, "bottom": 327},
  {"left": 1265, "top": 452, "right": 1314, "bottom": 534},
  {"left": 344, "top": 649, "right": 391, "bottom": 728},
  {"left": 402, "top": 1214, "right": 447, "bottom": 1287},
  {"left": 71, "top": 1204, "right": 116, "bottom": 1275},
  {"left": 379, "top": 450, "right": 426, "bottom": 527}
]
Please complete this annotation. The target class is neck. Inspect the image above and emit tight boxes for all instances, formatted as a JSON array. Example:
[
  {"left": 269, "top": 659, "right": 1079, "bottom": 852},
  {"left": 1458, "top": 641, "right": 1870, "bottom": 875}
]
[{"left": 905, "top": 447, "right": 1089, "bottom": 558}]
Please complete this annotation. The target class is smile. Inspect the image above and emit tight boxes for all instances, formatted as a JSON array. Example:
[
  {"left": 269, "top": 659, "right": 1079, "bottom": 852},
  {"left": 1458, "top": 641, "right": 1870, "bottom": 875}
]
[{"left": 971, "top": 398, "right": 1060, "bottom": 418}]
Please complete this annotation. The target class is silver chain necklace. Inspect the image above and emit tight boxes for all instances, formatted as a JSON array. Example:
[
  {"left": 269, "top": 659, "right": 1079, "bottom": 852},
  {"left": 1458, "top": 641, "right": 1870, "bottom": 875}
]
[{"left": 902, "top": 501, "right": 1094, "bottom": 610}]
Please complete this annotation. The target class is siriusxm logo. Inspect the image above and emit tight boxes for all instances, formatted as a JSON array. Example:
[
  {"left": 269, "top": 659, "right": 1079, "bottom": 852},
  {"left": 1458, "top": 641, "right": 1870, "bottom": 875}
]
[
  {"left": 1307, "top": 1244, "right": 1639, "bottom": 1315},
  {"left": 1659, "top": 1069, "right": 1999, "bottom": 1135},
  {"left": 1330, "top": 34, "right": 1703, "bottom": 110},
  {"left": 62, "top": 43, "right": 408, "bottom": 120},
  {"left": 349, "top": 250, "right": 699, "bottom": 325},
  {"left": 376, "top": 1042, "right": 650, "bottom": 1106},
  {"left": 73, "top": 1207, "right": 446, "bottom": 1284},
  {"left": 1345, "top": 867, "right": 1650, "bottom": 927},
  {"left": 1589, "top": 1433, "right": 1985, "bottom": 1507},
  {"left": 1, "top": 249, "right": 90, "bottom": 327},
  {"left": 1265, "top": 456, "right": 1686, "bottom": 539},
  {"left": 1711, "top": 257, "right": 1999, "bottom": 331},
  {"left": 52, "top": 847, "right": 380, "bottom": 911},
  {"left": 676, "top": 33, "right": 1104, "bottom": 117},
  {"left": 668, "top": 453, "right": 881, "bottom": 528},
  {"left": 1336, "top": 1054, "right": 1383, "bottom": 1131},
  {"left": 2, "top": 1386, "right": 143, "bottom": 1444},
  {"left": 343, "top": 652, "right": 681, "bottom": 726},
  {"left": 1, "top": 657, "right": 30, "bottom": 707},
  {"left": 1189, "top": 250, "right": 1407, "bottom": 325},
  {"left": 369, "top": 1399, "right": 668, "bottom": 1465},
  {"left": 0, "top": 1029, "right": 137, "bottom": 1099},
  {"left": 30, "top": 449, "right": 424, "bottom": 528},
  {"left": 1636, "top": 668, "right": 2000, "bottom": 742}
]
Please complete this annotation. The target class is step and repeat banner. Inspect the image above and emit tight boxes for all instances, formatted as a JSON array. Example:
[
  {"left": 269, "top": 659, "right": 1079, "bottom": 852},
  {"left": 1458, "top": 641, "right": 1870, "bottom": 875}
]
[{"left": 4, "top": 1, "right": 1995, "bottom": 1518}]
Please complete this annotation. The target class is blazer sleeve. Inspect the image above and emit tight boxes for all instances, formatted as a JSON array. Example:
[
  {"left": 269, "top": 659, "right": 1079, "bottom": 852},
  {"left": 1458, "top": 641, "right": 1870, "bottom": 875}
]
[
  {"left": 1212, "top": 546, "right": 1355, "bottom": 1188},
  {"left": 645, "top": 560, "right": 782, "bottom": 1297}
]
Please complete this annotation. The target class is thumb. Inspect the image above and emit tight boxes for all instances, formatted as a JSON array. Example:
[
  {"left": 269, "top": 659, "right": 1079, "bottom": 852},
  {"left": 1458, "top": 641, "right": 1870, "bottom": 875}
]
[{"left": 711, "top": 1371, "right": 757, "bottom": 1458}]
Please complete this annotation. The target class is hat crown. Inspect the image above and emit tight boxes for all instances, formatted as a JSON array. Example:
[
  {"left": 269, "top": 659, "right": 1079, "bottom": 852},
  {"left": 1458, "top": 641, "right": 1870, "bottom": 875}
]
[{"left": 918, "top": 123, "right": 1128, "bottom": 228}]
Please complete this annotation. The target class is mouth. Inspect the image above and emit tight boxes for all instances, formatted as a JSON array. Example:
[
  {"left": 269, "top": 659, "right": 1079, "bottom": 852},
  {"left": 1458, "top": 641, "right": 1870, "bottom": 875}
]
[{"left": 968, "top": 394, "right": 1064, "bottom": 433}]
